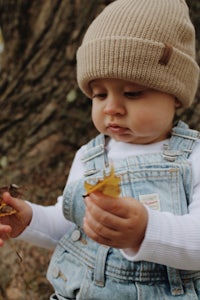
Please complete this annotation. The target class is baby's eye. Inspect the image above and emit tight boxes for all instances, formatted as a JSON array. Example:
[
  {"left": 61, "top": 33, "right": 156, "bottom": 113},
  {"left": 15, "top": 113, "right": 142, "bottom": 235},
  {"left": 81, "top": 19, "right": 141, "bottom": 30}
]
[
  {"left": 92, "top": 93, "right": 107, "bottom": 100},
  {"left": 124, "top": 91, "right": 143, "bottom": 98}
]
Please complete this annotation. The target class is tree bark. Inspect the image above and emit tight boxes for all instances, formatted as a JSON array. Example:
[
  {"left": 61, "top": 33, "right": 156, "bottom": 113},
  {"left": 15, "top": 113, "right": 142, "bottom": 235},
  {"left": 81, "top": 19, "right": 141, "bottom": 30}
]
[
  {"left": 0, "top": 1, "right": 112, "bottom": 299},
  {"left": 0, "top": 0, "right": 114, "bottom": 201}
]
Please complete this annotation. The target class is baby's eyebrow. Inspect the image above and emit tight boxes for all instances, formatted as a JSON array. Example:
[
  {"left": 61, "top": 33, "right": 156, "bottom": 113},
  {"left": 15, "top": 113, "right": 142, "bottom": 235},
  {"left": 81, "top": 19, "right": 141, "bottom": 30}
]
[
  {"left": 124, "top": 86, "right": 148, "bottom": 92},
  {"left": 90, "top": 84, "right": 105, "bottom": 92},
  {"left": 90, "top": 81, "right": 101, "bottom": 88}
]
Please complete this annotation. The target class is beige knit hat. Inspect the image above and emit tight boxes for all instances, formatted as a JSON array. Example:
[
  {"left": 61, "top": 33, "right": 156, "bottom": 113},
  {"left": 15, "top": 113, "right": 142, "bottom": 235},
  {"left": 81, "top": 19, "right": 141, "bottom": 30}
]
[{"left": 77, "top": 0, "right": 199, "bottom": 108}]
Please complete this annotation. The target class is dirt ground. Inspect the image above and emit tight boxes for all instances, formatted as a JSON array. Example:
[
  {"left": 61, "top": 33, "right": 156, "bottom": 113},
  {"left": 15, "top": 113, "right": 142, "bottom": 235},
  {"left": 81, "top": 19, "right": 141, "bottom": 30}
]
[
  {"left": 0, "top": 147, "right": 76, "bottom": 300},
  {"left": 0, "top": 241, "right": 54, "bottom": 300}
]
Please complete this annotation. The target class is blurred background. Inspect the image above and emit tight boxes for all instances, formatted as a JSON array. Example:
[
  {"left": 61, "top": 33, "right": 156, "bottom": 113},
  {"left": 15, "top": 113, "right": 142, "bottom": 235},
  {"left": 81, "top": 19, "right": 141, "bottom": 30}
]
[{"left": 0, "top": 1, "right": 199, "bottom": 299}]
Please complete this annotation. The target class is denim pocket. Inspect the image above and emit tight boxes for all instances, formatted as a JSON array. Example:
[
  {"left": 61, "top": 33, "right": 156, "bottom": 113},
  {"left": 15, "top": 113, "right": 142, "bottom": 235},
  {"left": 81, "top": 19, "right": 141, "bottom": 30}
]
[{"left": 47, "top": 243, "right": 90, "bottom": 299}]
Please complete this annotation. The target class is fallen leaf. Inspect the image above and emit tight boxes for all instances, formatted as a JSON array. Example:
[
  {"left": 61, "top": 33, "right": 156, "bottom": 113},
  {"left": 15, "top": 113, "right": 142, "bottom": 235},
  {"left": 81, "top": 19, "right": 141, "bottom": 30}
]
[
  {"left": 0, "top": 184, "right": 23, "bottom": 217},
  {"left": 0, "top": 202, "right": 17, "bottom": 217},
  {"left": 84, "top": 166, "right": 121, "bottom": 197}
]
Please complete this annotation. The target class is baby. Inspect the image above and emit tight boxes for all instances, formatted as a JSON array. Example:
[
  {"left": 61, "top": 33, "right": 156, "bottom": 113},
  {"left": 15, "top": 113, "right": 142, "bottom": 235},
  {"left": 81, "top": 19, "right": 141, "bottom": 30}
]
[{"left": 1, "top": 0, "right": 200, "bottom": 299}]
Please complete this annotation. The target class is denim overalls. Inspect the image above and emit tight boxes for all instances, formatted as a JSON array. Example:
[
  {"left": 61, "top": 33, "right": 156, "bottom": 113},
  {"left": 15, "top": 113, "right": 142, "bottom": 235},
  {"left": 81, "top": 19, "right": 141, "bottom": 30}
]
[{"left": 47, "top": 121, "right": 200, "bottom": 300}]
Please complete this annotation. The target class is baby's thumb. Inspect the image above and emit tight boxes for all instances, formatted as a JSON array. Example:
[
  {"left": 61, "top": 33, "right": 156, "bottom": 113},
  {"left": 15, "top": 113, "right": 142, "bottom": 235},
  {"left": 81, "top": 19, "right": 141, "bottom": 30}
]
[{"left": 2, "top": 192, "right": 20, "bottom": 211}]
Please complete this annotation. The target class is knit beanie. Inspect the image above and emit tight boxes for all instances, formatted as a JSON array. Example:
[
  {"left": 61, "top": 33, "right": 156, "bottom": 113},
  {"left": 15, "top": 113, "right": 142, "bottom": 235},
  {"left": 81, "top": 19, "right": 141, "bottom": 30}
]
[{"left": 77, "top": 0, "right": 199, "bottom": 108}]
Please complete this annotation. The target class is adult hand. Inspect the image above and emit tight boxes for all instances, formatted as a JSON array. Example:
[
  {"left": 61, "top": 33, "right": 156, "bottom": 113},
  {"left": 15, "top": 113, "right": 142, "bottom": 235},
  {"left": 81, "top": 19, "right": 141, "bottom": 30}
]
[
  {"left": 83, "top": 192, "right": 148, "bottom": 252},
  {"left": 0, "top": 192, "right": 32, "bottom": 246}
]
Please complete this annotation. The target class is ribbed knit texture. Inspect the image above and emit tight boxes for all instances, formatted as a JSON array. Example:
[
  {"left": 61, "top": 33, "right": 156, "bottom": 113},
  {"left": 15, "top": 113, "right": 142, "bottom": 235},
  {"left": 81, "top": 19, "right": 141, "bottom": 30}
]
[{"left": 77, "top": 0, "right": 199, "bottom": 107}]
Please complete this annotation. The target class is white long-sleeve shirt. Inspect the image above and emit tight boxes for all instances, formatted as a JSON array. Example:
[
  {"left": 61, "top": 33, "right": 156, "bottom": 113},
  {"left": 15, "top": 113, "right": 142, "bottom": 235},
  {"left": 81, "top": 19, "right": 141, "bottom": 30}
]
[{"left": 19, "top": 137, "right": 200, "bottom": 270}]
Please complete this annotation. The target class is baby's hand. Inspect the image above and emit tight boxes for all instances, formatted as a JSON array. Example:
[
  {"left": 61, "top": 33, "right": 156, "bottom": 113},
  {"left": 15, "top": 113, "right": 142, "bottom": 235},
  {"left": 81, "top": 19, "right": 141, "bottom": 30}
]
[
  {"left": 0, "top": 192, "right": 32, "bottom": 246},
  {"left": 83, "top": 192, "right": 148, "bottom": 252}
]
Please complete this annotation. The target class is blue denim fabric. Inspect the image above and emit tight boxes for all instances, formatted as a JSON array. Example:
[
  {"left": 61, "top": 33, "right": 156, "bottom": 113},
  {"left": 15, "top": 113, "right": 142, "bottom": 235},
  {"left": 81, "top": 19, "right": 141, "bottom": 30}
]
[{"left": 47, "top": 121, "right": 200, "bottom": 299}]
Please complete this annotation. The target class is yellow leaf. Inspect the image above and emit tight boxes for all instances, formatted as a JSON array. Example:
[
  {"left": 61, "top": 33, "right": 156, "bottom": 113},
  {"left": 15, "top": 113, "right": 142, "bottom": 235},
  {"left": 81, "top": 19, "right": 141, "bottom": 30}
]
[
  {"left": 0, "top": 202, "right": 17, "bottom": 217},
  {"left": 0, "top": 184, "right": 23, "bottom": 217},
  {"left": 84, "top": 166, "right": 120, "bottom": 197}
]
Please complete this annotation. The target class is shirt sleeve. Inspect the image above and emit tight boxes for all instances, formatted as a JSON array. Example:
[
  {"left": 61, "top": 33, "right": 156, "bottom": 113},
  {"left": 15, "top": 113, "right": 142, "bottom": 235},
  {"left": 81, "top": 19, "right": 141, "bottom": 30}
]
[
  {"left": 120, "top": 140, "right": 200, "bottom": 270},
  {"left": 17, "top": 198, "right": 75, "bottom": 249}
]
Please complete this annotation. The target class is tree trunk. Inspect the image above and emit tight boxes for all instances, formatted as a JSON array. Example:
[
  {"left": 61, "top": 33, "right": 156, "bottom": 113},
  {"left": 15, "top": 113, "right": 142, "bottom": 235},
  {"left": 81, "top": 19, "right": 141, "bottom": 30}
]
[
  {"left": 0, "top": 0, "right": 113, "bottom": 200},
  {"left": 0, "top": 0, "right": 199, "bottom": 299},
  {"left": 0, "top": 1, "right": 112, "bottom": 299}
]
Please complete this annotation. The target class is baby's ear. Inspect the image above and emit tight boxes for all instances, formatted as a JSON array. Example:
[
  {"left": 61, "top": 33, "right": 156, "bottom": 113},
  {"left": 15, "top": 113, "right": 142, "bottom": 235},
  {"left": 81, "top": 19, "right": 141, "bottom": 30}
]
[{"left": 175, "top": 98, "right": 182, "bottom": 108}]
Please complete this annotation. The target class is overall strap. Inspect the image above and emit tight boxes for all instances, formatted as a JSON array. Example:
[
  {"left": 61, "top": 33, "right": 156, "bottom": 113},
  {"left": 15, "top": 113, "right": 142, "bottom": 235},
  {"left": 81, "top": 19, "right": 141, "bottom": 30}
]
[
  {"left": 81, "top": 134, "right": 109, "bottom": 176},
  {"left": 163, "top": 121, "right": 200, "bottom": 161}
]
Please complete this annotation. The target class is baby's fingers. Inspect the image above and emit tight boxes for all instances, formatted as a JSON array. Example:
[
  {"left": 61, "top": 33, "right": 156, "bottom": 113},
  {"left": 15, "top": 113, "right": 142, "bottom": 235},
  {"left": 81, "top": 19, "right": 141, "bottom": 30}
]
[
  {"left": 88, "top": 192, "right": 131, "bottom": 218},
  {"left": 0, "top": 223, "right": 12, "bottom": 246},
  {"left": 2, "top": 192, "right": 20, "bottom": 211}
]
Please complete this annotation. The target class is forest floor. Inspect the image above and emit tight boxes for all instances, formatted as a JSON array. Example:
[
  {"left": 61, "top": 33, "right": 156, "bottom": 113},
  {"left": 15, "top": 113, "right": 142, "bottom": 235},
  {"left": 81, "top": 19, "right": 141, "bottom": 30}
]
[
  {"left": 0, "top": 242, "right": 54, "bottom": 299},
  {"left": 0, "top": 151, "right": 73, "bottom": 300}
]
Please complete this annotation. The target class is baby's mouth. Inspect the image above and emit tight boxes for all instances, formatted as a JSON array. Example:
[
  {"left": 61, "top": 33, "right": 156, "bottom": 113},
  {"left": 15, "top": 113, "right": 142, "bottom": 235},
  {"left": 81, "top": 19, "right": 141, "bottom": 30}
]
[{"left": 107, "top": 123, "right": 128, "bottom": 134}]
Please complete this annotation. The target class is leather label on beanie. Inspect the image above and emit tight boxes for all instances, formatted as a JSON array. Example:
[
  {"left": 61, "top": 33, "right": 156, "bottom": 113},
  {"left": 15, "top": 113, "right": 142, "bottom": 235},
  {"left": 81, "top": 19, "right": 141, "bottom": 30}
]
[{"left": 159, "top": 44, "right": 173, "bottom": 66}]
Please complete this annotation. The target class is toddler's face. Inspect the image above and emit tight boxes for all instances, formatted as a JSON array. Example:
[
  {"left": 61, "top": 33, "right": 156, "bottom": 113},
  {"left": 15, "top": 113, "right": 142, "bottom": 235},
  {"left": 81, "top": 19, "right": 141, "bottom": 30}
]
[{"left": 90, "top": 78, "right": 179, "bottom": 144}]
